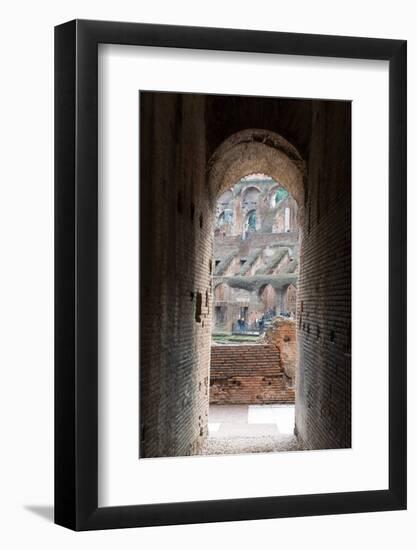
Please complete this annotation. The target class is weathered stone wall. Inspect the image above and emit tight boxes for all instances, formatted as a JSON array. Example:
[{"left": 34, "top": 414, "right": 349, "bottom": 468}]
[
  {"left": 212, "top": 179, "right": 300, "bottom": 332},
  {"left": 209, "top": 345, "right": 294, "bottom": 404},
  {"left": 264, "top": 317, "right": 296, "bottom": 387},
  {"left": 214, "top": 231, "right": 300, "bottom": 251}
]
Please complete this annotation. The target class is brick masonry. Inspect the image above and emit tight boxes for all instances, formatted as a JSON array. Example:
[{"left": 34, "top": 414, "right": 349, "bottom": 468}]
[
  {"left": 295, "top": 101, "right": 351, "bottom": 450},
  {"left": 264, "top": 317, "right": 296, "bottom": 384},
  {"left": 210, "top": 344, "right": 294, "bottom": 404},
  {"left": 140, "top": 93, "right": 212, "bottom": 458}
]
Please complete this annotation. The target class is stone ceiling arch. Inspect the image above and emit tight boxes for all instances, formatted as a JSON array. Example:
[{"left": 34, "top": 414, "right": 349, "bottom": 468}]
[{"left": 207, "top": 129, "right": 306, "bottom": 221}]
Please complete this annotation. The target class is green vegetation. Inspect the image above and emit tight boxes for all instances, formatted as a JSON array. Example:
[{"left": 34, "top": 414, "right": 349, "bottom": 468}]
[{"left": 212, "top": 333, "right": 261, "bottom": 344}]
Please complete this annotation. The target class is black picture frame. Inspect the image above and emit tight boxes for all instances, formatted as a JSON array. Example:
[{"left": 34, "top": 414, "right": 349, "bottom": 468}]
[{"left": 55, "top": 19, "right": 407, "bottom": 531}]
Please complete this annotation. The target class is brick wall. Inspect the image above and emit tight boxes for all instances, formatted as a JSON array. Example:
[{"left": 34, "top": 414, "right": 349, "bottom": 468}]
[
  {"left": 210, "top": 345, "right": 294, "bottom": 404},
  {"left": 140, "top": 92, "right": 212, "bottom": 458},
  {"left": 295, "top": 101, "right": 351, "bottom": 450},
  {"left": 264, "top": 317, "right": 296, "bottom": 385}
]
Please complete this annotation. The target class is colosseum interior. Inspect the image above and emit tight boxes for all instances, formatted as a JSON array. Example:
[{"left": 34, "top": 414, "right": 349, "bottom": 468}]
[{"left": 139, "top": 91, "right": 351, "bottom": 458}]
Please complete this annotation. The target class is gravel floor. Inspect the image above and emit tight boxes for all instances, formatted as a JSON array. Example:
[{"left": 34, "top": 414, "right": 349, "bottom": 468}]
[
  {"left": 202, "top": 404, "right": 304, "bottom": 456},
  {"left": 202, "top": 433, "right": 303, "bottom": 455}
]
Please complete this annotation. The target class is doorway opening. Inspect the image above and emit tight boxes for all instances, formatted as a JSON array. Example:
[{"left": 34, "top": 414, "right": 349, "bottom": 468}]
[
  {"left": 139, "top": 92, "right": 351, "bottom": 459},
  {"left": 207, "top": 173, "right": 300, "bottom": 454}
]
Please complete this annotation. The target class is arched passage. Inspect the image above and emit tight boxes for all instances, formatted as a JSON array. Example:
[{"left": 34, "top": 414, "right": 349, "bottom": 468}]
[
  {"left": 214, "top": 282, "right": 229, "bottom": 301},
  {"left": 207, "top": 131, "right": 303, "bottom": 443},
  {"left": 259, "top": 283, "right": 277, "bottom": 312},
  {"left": 207, "top": 129, "right": 305, "bottom": 210},
  {"left": 140, "top": 91, "right": 351, "bottom": 457}
]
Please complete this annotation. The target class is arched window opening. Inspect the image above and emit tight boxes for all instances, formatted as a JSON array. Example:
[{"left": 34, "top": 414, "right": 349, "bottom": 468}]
[
  {"left": 214, "top": 282, "right": 229, "bottom": 301},
  {"left": 241, "top": 186, "right": 261, "bottom": 209},
  {"left": 259, "top": 284, "right": 277, "bottom": 316},
  {"left": 216, "top": 209, "right": 233, "bottom": 228},
  {"left": 243, "top": 210, "right": 257, "bottom": 238},
  {"left": 273, "top": 186, "right": 289, "bottom": 207},
  {"left": 285, "top": 284, "right": 297, "bottom": 317}
]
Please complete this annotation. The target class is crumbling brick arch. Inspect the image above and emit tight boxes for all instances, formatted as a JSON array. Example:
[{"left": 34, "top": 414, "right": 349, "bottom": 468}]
[
  {"left": 214, "top": 281, "right": 229, "bottom": 301},
  {"left": 241, "top": 185, "right": 261, "bottom": 205},
  {"left": 207, "top": 129, "right": 306, "bottom": 217},
  {"left": 258, "top": 283, "right": 277, "bottom": 311}
]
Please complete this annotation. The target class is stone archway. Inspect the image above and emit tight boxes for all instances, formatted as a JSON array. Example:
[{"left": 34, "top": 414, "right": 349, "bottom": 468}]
[
  {"left": 207, "top": 129, "right": 305, "bottom": 211},
  {"left": 140, "top": 92, "right": 351, "bottom": 457},
  {"left": 258, "top": 283, "right": 277, "bottom": 312}
]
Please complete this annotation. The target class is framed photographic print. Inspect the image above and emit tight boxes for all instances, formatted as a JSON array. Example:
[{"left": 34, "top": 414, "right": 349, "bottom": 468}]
[{"left": 55, "top": 19, "right": 407, "bottom": 530}]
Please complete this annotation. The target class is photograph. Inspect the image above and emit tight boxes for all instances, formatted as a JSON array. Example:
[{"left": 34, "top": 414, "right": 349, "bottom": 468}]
[
  {"left": 52, "top": 16, "right": 407, "bottom": 532},
  {"left": 139, "top": 91, "right": 351, "bottom": 459}
]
